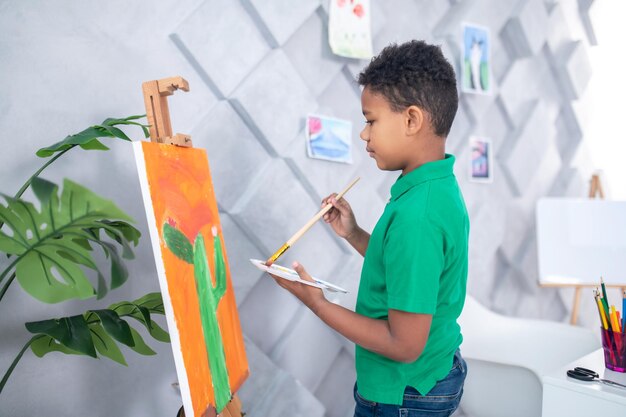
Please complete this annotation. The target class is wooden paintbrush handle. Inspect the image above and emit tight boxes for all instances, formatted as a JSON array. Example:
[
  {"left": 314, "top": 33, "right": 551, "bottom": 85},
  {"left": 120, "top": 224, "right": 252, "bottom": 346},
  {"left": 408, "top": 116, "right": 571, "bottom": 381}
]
[
  {"left": 286, "top": 204, "right": 332, "bottom": 245},
  {"left": 286, "top": 177, "right": 360, "bottom": 246}
]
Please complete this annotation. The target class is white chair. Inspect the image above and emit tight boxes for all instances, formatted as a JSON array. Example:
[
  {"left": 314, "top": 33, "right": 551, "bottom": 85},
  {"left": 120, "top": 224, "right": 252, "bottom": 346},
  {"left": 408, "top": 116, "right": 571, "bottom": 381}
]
[{"left": 458, "top": 295, "right": 600, "bottom": 417}]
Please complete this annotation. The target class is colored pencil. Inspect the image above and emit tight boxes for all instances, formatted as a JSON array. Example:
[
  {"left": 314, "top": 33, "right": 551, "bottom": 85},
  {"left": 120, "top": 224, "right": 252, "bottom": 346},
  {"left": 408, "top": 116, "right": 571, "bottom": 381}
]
[
  {"left": 610, "top": 306, "right": 618, "bottom": 332},
  {"left": 610, "top": 306, "right": 623, "bottom": 354},
  {"left": 595, "top": 291, "right": 609, "bottom": 330},
  {"left": 598, "top": 293, "right": 610, "bottom": 319},
  {"left": 601, "top": 277, "right": 610, "bottom": 311},
  {"left": 622, "top": 289, "right": 626, "bottom": 333},
  {"left": 594, "top": 290, "right": 618, "bottom": 364}
]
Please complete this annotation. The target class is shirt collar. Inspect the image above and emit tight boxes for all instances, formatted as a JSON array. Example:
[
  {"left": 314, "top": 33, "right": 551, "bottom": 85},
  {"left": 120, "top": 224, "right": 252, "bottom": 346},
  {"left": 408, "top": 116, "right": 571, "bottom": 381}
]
[{"left": 389, "top": 154, "right": 455, "bottom": 201}]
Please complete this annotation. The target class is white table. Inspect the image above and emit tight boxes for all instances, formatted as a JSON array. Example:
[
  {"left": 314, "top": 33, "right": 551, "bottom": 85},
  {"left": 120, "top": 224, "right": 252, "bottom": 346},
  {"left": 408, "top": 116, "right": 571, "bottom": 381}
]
[{"left": 542, "top": 348, "right": 626, "bottom": 417}]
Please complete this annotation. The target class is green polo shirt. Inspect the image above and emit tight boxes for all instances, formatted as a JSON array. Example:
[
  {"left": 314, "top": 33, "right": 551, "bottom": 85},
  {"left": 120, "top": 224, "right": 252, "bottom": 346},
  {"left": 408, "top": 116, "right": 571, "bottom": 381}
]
[{"left": 355, "top": 154, "right": 469, "bottom": 405}]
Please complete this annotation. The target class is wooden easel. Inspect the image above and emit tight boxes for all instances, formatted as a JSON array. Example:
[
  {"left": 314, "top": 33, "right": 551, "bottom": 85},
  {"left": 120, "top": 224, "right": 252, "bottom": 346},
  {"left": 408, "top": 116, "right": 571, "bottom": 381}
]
[
  {"left": 142, "top": 76, "right": 193, "bottom": 147},
  {"left": 588, "top": 172, "right": 604, "bottom": 199},
  {"left": 142, "top": 76, "right": 243, "bottom": 417}
]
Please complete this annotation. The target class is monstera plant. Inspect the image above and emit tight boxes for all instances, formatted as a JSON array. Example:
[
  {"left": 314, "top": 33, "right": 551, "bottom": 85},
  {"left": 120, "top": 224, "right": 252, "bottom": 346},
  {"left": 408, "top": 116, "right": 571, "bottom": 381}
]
[{"left": 0, "top": 116, "right": 170, "bottom": 394}]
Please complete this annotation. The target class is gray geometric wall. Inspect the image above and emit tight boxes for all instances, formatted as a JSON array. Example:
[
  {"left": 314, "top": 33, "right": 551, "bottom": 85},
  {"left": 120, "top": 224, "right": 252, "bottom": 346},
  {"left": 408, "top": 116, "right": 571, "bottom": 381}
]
[{"left": 0, "top": 1, "right": 600, "bottom": 416}]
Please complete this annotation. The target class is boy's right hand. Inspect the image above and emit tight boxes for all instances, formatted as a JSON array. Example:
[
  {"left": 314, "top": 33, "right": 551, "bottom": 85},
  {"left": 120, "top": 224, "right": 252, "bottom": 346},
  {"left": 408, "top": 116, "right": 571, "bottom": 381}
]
[{"left": 322, "top": 193, "right": 358, "bottom": 239}]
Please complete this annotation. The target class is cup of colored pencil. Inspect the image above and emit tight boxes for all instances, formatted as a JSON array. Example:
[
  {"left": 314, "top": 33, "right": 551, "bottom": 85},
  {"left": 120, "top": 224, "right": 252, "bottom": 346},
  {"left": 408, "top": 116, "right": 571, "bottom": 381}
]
[{"left": 594, "top": 279, "right": 626, "bottom": 372}]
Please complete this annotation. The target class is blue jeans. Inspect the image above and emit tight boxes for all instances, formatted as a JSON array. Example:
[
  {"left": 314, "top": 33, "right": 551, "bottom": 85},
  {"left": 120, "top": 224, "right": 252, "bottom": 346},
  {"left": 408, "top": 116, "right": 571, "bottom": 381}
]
[{"left": 353, "top": 350, "right": 467, "bottom": 417}]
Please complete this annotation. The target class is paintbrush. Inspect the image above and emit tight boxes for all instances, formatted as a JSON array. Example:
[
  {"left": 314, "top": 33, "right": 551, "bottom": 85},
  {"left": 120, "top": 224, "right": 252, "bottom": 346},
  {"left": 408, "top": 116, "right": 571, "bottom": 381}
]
[{"left": 265, "top": 177, "right": 360, "bottom": 266}]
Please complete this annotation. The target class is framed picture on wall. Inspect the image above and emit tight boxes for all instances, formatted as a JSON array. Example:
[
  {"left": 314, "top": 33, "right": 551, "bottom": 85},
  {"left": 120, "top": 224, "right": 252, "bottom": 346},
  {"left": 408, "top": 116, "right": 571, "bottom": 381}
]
[
  {"left": 462, "top": 23, "right": 492, "bottom": 95},
  {"left": 328, "top": 0, "right": 373, "bottom": 59},
  {"left": 469, "top": 136, "right": 493, "bottom": 182},
  {"left": 306, "top": 114, "right": 353, "bottom": 164}
]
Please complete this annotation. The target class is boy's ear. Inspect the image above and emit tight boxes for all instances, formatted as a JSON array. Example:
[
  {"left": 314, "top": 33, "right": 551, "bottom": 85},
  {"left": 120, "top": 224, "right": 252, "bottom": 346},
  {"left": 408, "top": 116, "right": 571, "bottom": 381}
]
[{"left": 405, "top": 105, "right": 424, "bottom": 135}]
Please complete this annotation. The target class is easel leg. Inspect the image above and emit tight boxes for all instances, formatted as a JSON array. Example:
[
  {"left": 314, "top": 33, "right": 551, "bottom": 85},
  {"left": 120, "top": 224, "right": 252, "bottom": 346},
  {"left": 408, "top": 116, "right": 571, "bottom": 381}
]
[
  {"left": 570, "top": 286, "right": 582, "bottom": 325},
  {"left": 220, "top": 394, "right": 242, "bottom": 417},
  {"left": 178, "top": 395, "right": 242, "bottom": 417}
]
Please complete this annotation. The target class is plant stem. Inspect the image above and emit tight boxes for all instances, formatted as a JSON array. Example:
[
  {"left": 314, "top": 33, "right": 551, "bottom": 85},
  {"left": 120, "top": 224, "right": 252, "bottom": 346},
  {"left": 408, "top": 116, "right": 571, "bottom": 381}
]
[
  {"left": 0, "top": 273, "right": 16, "bottom": 303},
  {"left": 14, "top": 148, "right": 72, "bottom": 199},
  {"left": 0, "top": 334, "right": 44, "bottom": 395},
  {"left": 0, "top": 255, "right": 19, "bottom": 285}
]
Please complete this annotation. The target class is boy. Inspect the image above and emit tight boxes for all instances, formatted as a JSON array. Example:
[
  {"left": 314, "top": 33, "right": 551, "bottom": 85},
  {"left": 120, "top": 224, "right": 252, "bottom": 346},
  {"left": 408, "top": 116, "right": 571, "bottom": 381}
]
[{"left": 271, "top": 40, "right": 469, "bottom": 416}]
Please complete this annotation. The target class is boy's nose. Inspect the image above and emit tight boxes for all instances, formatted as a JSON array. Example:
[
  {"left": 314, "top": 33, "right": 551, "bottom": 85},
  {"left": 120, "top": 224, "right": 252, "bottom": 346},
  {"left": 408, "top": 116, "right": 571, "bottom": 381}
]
[{"left": 359, "top": 126, "right": 369, "bottom": 141}]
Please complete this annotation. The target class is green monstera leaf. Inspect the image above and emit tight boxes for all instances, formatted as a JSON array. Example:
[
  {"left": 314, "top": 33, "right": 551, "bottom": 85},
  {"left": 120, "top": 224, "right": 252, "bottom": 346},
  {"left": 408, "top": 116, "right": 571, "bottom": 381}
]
[
  {"left": 26, "top": 292, "right": 168, "bottom": 366},
  {"left": 36, "top": 115, "right": 149, "bottom": 158},
  {"left": 108, "top": 292, "right": 170, "bottom": 343},
  {"left": 0, "top": 177, "right": 141, "bottom": 303}
]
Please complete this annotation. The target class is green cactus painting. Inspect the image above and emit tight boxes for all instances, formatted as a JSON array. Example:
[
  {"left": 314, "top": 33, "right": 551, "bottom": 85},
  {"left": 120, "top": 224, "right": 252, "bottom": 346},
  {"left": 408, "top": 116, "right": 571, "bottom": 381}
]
[{"left": 163, "top": 222, "right": 231, "bottom": 412}]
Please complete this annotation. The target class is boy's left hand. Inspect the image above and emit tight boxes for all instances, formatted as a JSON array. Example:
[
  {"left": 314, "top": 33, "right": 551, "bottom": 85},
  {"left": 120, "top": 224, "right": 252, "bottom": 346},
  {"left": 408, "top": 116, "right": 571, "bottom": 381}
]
[{"left": 269, "top": 261, "right": 326, "bottom": 309}]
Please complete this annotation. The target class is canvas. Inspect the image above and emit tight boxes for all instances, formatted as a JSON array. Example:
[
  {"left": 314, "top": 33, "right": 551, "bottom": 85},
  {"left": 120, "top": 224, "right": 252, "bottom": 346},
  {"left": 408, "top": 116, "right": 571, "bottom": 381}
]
[{"left": 133, "top": 141, "right": 248, "bottom": 416}]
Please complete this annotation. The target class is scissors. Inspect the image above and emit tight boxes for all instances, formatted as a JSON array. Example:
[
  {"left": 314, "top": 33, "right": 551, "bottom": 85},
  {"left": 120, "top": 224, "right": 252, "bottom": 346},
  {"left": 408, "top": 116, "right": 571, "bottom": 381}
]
[{"left": 566, "top": 367, "right": 626, "bottom": 389}]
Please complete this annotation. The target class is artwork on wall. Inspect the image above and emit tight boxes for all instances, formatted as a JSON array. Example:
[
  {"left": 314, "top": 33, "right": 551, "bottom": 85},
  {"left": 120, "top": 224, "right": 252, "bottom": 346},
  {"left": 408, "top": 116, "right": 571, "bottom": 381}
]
[
  {"left": 328, "top": 0, "right": 373, "bottom": 59},
  {"left": 462, "top": 23, "right": 491, "bottom": 95},
  {"left": 133, "top": 141, "right": 248, "bottom": 416},
  {"left": 469, "top": 136, "right": 493, "bottom": 183},
  {"left": 306, "top": 114, "right": 353, "bottom": 164}
]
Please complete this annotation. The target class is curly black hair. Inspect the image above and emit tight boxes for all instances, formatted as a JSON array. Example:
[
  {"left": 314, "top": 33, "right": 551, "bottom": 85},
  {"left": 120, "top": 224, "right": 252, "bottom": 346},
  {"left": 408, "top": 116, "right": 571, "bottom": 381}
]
[{"left": 358, "top": 40, "right": 458, "bottom": 137}]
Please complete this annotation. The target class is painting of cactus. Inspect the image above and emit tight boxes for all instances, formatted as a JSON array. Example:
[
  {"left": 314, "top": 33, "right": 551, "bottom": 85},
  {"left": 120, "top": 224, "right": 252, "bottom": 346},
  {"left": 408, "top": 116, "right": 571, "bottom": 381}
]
[
  {"left": 133, "top": 142, "right": 248, "bottom": 416},
  {"left": 163, "top": 223, "right": 231, "bottom": 411}
]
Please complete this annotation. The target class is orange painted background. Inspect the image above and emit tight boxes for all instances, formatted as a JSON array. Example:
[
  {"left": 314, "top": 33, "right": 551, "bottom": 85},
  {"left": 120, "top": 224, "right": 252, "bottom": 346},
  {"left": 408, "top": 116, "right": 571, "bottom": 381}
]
[{"left": 141, "top": 142, "right": 248, "bottom": 416}]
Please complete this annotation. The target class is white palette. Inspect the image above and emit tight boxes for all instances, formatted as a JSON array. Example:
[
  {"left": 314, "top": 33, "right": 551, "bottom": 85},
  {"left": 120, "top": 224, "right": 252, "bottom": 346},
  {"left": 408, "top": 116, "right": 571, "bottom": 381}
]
[{"left": 250, "top": 259, "right": 348, "bottom": 293}]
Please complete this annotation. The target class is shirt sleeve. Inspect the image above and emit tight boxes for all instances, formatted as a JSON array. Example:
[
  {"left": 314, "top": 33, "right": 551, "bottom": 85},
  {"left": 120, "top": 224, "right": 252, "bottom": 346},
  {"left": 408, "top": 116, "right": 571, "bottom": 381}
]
[{"left": 383, "top": 217, "right": 444, "bottom": 314}]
